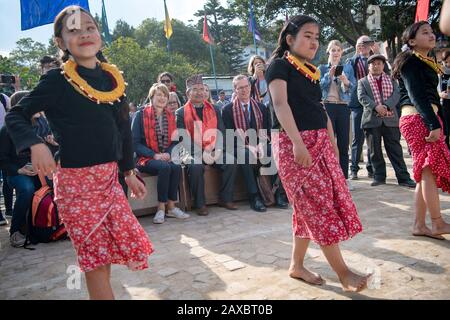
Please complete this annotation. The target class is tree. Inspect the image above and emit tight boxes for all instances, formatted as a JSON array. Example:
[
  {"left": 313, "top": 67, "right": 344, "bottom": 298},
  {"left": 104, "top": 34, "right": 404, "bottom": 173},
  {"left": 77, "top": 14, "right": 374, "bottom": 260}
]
[
  {"left": 104, "top": 37, "right": 200, "bottom": 104},
  {"left": 112, "top": 20, "right": 135, "bottom": 41}
]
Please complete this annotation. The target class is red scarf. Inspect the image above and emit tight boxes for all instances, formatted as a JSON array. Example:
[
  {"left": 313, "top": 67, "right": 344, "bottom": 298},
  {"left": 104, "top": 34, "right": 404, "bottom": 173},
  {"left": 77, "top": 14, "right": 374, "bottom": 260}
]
[
  {"left": 367, "top": 73, "right": 394, "bottom": 106},
  {"left": 356, "top": 57, "right": 367, "bottom": 80},
  {"left": 184, "top": 100, "right": 217, "bottom": 151},
  {"left": 137, "top": 105, "right": 176, "bottom": 166}
]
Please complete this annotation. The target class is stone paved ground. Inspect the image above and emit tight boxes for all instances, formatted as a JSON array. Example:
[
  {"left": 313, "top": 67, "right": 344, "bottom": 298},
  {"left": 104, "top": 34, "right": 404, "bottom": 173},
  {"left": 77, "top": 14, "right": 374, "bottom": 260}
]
[{"left": 1, "top": 142, "right": 450, "bottom": 300}]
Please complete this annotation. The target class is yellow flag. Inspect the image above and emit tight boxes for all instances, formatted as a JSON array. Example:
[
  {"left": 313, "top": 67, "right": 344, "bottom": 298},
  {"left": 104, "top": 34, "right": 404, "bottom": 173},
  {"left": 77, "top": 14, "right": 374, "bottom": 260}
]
[{"left": 164, "top": 0, "right": 173, "bottom": 39}]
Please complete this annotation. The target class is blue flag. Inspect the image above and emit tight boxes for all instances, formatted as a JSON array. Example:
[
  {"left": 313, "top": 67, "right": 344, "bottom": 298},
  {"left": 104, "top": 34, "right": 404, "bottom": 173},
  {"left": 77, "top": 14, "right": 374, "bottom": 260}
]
[
  {"left": 20, "top": 0, "right": 90, "bottom": 31},
  {"left": 248, "top": 0, "right": 262, "bottom": 42}
]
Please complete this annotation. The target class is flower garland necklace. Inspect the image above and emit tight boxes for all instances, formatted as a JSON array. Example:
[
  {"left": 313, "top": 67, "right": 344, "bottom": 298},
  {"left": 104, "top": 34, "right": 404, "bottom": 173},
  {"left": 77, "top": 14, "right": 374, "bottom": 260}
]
[
  {"left": 413, "top": 51, "right": 443, "bottom": 75},
  {"left": 61, "top": 59, "right": 127, "bottom": 105},
  {"left": 285, "top": 52, "right": 321, "bottom": 83}
]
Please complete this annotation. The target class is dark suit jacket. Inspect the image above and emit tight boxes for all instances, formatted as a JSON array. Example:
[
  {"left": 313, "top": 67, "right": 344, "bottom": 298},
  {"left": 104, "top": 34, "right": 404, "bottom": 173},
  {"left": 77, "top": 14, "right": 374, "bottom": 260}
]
[
  {"left": 357, "top": 76, "right": 400, "bottom": 129},
  {"left": 221, "top": 101, "right": 271, "bottom": 151}
]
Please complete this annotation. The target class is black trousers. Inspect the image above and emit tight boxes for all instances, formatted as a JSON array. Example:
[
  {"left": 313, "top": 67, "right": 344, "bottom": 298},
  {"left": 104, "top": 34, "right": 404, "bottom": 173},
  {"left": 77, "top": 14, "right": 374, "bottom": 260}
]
[
  {"left": 138, "top": 160, "right": 182, "bottom": 203},
  {"left": 351, "top": 107, "right": 373, "bottom": 174},
  {"left": 365, "top": 124, "right": 411, "bottom": 183},
  {"left": 441, "top": 100, "right": 450, "bottom": 148},
  {"left": 187, "top": 161, "right": 237, "bottom": 208},
  {"left": 325, "top": 103, "right": 351, "bottom": 179}
]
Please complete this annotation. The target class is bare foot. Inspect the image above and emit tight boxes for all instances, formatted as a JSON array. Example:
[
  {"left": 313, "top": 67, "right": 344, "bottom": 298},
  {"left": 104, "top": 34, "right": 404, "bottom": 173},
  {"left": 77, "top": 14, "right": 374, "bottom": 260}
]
[
  {"left": 432, "top": 220, "right": 450, "bottom": 236},
  {"left": 338, "top": 270, "right": 370, "bottom": 292},
  {"left": 413, "top": 226, "right": 445, "bottom": 240},
  {"left": 289, "top": 265, "right": 325, "bottom": 285}
]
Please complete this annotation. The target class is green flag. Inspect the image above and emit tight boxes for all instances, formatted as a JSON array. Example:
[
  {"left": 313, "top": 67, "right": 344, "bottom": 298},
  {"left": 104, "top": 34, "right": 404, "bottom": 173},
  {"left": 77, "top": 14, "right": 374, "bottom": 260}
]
[{"left": 101, "top": 0, "right": 112, "bottom": 44}]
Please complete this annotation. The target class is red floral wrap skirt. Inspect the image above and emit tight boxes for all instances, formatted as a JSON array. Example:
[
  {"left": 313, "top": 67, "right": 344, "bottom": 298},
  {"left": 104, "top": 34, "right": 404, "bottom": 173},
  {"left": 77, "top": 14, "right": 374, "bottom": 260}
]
[
  {"left": 271, "top": 129, "right": 363, "bottom": 246},
  {"left": 399, "top": 114, "right": 450, "bottom": 192},
  {"left": 53, "top": 162, "right": 154, "bottom": 272}
]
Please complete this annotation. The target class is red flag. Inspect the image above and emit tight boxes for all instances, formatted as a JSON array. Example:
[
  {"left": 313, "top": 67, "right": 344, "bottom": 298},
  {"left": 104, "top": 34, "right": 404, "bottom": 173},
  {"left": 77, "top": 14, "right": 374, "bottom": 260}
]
[
  {"left": 415, "top": 0, "right": 430, "bottom": 22},
  {"left": 202, "top": 15, "right": 214, "bottom": 44}
]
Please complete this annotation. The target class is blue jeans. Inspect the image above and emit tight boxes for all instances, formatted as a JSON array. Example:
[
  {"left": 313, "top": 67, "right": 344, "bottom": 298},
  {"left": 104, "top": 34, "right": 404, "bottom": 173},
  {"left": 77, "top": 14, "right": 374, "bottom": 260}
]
[
  {"left": 350, "top": 108, "right": 373, "bottom": 174},
  {"left": 138, "top": 160, "right": 181, "bottom": 203},
  {"left": 1, "top": 170, "right": 14, "bottom": 213},
  {"left": 6, "top": 175, "right": 39, "bottom": 235}
]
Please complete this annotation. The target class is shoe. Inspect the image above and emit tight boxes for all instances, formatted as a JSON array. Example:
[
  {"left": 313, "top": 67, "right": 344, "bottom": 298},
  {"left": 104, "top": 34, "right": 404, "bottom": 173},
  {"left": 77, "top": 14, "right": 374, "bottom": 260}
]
[
  {"left": 370, "top": 180, "right": 386, "bottom": 187},
  {"left": 368, "top": 172, "right": 374, "bottom": 179},
  {"left": 350, "top": 172, "right": 358, "bottom": 180},
  {"left": 218, "top": 202, "right": 238, "bottom": 210},
  {"left": 251, "top": 196, "right": 267, "bottom": 212},
  {"left": 399, "top": 179, "right": 416, "bottom": 188},
  {"left": 153, "top": 210, "right": 165, "bottom": 224},
  {"left": 166, "top": 207, "right": 190, "bottom": 219},
  {"left": 196, "top": 206, "right": 209, "bottom": 216},
  {"left": 5, "top": 209, "right": 13, "bottom": 217},
  {"left": 275, "top": 193, "right": 289, "bottom": 209},
  {"left": 0, "top": 212, "right": 8, "bottom": 226},
  {"left": 10, "top": 231, "right": 26, "bottom": 248},
  {"left": 346, "top": 179, "right": 355, "bottom": 191}
]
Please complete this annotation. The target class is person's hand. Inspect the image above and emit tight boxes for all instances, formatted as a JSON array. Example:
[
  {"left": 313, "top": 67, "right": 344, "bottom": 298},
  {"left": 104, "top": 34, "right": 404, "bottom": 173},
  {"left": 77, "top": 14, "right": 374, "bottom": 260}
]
[
  {"left": 30, "top": 143, "right": 56, "bottom": 176},
  {"left": 338, "top": 74, "right": 350, "bottom": 87},
  {"left": 18, "top": 165, "right": 37, "bottom": 176},
  {"left": 440, "top": 91, "right": 449, "bottom": 99},
  {"left": 161, "top": 153, "right": 171, "bottom": 161},
  {"left": 329, "top": 65, "right": 336, "bottom": 78},
  {"left": 212, "top": 149, "right": 222, "bottom": 162},
  {"left": 203, "top": 150, "right": 215, "bottom": 165},
  {"left": 125, "top": 175, "right": 147, "bottom": 200},
  {"left": 255, "top": 63, "right": 265, "bottom": 78},
  {"left": 153, "top": 153, "right": 162, "bottom": 161},
  {"left": 375, "top": 105, "right": 387, "bottom": 117},
  {"left": 45, "top": 135, "right": 59, "bottom": 146},
  {"left": 293, "top": 142, "right": 312, "bottom": 167},
  {"left": 425, "top": 128, "right": 441, "bottom": 143}
]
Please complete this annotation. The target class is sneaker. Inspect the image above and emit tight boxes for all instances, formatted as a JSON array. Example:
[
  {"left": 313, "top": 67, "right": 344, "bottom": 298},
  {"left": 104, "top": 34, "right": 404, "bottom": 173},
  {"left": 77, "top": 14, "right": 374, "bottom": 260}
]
[
  {"left": 153, "top": 210, "right": 165, "bottom": 224},
  {"left": 10, "top": 231, "right": 26, "bottom": 247},
  {"left": 167, "top": 207, "right": 190, "bottom": 219},
  {"left": 346, "top": 179, "right": 355, "bottom": 191},
  {"left": 368, "top": 172, "right": 374, "bottom": 179},
  {"left": 0, "top": 212, "right": 8, "bottom": 226},
  {"left": 350, "top": 172, "right": 358, "bottom": 180},
  {"left": 371, "top": 180, "right": 386, "bottom": 187}
]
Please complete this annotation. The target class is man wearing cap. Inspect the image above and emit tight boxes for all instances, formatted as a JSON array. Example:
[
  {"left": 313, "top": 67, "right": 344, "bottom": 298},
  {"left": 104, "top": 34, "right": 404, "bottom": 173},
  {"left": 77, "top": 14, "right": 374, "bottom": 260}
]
[
  {"left": 357, "top": 54, "right": 415, "bottom": 188},
  {"left": 347, "top": 35, "right": 375, "bottom": 181},
  {"left": 176, "top": 74, "right": 237, "bottom": 216},
  {"left": 215, "top": 90, "right": 229, "bottom": 109}
]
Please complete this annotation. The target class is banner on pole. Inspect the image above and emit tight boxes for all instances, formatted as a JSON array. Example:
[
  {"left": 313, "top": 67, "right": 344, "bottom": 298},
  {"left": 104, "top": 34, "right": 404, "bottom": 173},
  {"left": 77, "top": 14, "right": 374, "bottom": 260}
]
[
  {"left": 20, "top": 0, "right": 90, "bottom": 31},
  {"left": 415, "top": 0, "right": 430, "bottom": 22}
]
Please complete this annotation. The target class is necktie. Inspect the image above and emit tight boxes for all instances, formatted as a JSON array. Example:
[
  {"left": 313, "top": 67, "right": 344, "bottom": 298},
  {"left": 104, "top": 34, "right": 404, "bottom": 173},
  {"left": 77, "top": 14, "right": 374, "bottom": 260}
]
[{"left": 243, "top": 104, "right": 250, "bottom": 127}]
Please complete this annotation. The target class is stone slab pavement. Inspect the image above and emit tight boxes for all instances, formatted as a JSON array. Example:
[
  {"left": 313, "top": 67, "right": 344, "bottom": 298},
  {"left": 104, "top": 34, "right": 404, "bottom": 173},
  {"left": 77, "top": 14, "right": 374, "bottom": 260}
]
[{"left": 1, "top": 142, "right": 449, "bottom": 300}]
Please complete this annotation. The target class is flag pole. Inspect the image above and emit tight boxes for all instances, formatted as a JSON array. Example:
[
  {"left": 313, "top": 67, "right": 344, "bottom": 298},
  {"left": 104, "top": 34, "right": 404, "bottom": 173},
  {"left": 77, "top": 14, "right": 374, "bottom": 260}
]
[
  {"left": 209, "top": 44, "right": 219, "bottom": 96},
  {"left": 250, "top": 0, "right": 258, "bottom": 55}
]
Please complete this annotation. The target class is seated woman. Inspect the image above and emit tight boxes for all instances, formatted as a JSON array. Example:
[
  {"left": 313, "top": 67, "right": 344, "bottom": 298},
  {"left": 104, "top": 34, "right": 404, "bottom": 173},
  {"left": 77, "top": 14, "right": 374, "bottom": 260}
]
[
  {"left": 132, "top": 83, "right": 189, "bottom": 224},
  {"left": 0, "top": 91, "right": 53, "bottom": 247}
]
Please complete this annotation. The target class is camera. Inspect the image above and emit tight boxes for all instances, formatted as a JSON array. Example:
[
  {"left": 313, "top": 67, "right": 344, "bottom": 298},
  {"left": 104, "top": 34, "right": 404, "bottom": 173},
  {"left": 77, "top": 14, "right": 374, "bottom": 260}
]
[{"left": 0, "top": 74, "right": 16, "bottom": 84}]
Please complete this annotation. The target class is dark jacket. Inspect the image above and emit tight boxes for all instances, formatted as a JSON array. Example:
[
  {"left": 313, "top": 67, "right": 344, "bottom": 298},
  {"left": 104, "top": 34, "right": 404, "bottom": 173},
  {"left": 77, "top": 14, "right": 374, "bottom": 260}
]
[{"left": 398, "top": 54, "right": 442, "bottom": 131}]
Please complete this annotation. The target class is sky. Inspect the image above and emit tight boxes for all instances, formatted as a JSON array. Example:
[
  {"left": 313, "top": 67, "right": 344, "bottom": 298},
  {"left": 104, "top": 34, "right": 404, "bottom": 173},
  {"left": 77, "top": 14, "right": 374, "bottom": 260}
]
[{"left": 0, "top": 0, "right": 226, "bottom": 56}]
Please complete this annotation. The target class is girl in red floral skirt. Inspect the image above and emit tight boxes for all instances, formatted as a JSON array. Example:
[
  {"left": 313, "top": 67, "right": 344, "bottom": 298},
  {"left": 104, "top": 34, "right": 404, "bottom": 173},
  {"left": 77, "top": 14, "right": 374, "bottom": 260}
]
[
  {"left": 266, "top": 15, "right": 371, "bottom": 292},
  {"left": 393, "top": 21, "right": 450, "bottom": 240},
  {"left": 5, "top": 6, "right": 153, "bottom": 299}
]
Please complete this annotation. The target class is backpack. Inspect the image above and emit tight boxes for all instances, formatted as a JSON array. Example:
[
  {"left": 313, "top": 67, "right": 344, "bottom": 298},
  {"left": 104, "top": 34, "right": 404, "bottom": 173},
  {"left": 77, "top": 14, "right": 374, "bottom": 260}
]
[{"left": 25, "top": 174, "right": 67, "bottom": 246}]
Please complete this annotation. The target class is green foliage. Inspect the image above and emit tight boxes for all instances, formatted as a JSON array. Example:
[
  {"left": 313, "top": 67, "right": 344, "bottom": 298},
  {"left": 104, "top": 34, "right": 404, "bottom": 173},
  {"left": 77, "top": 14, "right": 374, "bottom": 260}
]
[{"left": 104, "top": 37, "right": 200, "bottom": 104}]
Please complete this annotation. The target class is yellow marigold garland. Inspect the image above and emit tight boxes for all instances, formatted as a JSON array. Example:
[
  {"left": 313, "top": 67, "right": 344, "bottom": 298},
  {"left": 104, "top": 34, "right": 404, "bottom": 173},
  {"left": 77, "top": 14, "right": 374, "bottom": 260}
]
[
  {"left": 61, "top": 59, "right": 127, "bottom": 105},
  {"left": 285, "top": 52, "right": 321, "bottom": 83},
  {"left": 413, "top": 51, "right": 443, "bottom": 76}
]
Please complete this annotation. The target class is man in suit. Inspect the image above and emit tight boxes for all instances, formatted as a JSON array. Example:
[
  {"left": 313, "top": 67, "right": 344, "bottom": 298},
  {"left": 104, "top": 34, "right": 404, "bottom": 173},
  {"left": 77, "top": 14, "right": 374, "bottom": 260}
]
[
  {"left": 358, "top": 54, "right": 415, "bottom": 188},
  {"left": 222, "top": 75, "right": 288, "bottom": 212},
  {"left": 175, "top": 74, "right": 237, "bottom": 216}
]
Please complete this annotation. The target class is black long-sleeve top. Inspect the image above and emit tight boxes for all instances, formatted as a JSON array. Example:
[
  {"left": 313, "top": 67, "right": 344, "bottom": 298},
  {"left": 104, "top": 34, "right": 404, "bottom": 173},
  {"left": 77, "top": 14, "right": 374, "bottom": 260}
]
[
  {"left": 5, "top": 65, "right": 134, "bottom": 172},
  {"left": 131, "top": 109, "right": 177, "bottom": 160},
  {"left": 398, "top": 54, "right": 442, "bottom": 131}
]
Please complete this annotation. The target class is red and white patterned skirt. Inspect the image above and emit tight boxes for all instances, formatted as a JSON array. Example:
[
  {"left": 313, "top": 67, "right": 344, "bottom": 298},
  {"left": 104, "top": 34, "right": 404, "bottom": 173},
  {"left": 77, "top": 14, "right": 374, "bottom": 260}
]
[
  {"left": 271, "top": 129, "right": 363, "bottom": 246},
  {"left": 399, "top": 114, "right": 450, "bottom": 192},
  {"left": 53, "top": 162, "right": 154, "bottom": 272}
]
